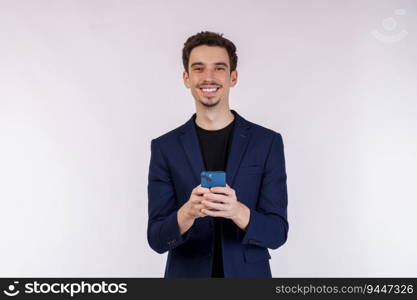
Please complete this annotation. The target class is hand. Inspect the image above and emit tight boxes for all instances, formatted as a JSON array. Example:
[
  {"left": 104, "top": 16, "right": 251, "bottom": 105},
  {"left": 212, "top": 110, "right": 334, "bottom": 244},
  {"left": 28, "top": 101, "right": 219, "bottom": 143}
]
[
  {"left": 201, "top": 184, "right": 250, "bottom": 231},
  {"left": 177, "top": 185, "right": 210, "bottom": 234}
]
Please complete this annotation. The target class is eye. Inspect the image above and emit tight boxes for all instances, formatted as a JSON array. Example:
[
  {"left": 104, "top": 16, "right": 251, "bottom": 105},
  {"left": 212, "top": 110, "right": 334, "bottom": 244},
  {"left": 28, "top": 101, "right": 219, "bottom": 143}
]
[
  {"left": 216, "top": 67, "right": 225, "bottom": 71},
  {"left": 194, "top": 68, "right": 203, "bottom": 71}
]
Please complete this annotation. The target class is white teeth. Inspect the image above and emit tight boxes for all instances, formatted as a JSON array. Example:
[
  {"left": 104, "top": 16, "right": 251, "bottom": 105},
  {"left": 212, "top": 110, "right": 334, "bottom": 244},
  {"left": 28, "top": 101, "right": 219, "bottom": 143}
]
[{"left": 201, "top": 88, "right": 217, "bottom": 92}]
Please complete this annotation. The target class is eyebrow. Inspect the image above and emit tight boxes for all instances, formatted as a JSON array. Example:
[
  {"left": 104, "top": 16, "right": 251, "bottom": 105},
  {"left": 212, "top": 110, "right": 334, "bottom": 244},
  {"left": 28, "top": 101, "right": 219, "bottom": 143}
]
[{"left": 190, "top": 62, "right": 229, "bottom": 68}]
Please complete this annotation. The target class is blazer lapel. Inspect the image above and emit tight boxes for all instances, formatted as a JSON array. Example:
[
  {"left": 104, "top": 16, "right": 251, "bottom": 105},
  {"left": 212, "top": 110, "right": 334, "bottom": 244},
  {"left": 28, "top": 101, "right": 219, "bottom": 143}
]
[
  {"left": 225, "top": 110, "right": 252, "bottom": 186},
  {"left": 179, "top": 115, "right": 206, "bottom": 186},
  {"left": 179, "top": 109, "right": 252, "bottom": 187}
]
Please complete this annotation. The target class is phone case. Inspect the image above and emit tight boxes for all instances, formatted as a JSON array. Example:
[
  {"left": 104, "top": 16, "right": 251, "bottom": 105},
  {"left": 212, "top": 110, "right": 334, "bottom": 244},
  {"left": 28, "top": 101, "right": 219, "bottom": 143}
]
[{"left": 201, "top": 171, "right": 226, "bottom": 188}]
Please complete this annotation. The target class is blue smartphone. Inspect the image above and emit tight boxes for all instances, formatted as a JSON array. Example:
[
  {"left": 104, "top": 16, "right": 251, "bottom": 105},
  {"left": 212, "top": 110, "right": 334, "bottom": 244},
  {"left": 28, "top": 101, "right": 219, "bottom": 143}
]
[{"left": 201, "top": 171, "right": 226, "bottom": 188}]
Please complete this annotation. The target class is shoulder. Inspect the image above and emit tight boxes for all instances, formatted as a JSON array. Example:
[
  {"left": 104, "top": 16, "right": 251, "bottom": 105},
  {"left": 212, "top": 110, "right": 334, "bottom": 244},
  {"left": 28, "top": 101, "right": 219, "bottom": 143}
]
[
  {"left": 150, "top": 121, "right": 187, "bottom": 148},
  {"left": 245, "top": 119, "right": 284, "bottom": 143}
]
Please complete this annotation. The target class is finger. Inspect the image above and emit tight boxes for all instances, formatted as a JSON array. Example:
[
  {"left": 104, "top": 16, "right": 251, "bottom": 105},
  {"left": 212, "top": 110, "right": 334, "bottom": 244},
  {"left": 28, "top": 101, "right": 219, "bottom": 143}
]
[
  {"left": 197, "top": 205, "right": 209, "bottom": 217},
  {"left": 194, "top": 204, "right": 205, "bottom": 210},
  {"left": 201, "top": 208, "right": 225, "bottom": 217},
  {"left": 197, "top": 209, "right": 207, "bottom": 218},
  {"left": 190, "top": 196, "right": 203, "bottom": 203},
  {"left": 210, "top": 185, "right": 234, "bottom": 196},
  {"left": 202, "top": 200, "right": 227, "bottom": 211},
  {"left": 203, "top": 192, "right": 229, "bottom": 203},
  {"left": 197, "top": 203, "right": 218, "bottom": 213},
  {"left": 197, "top": 213, "right": 206, "bottom": 218},
  {"left": 193, "top": 186, "right": 211, "bottom": 195}
]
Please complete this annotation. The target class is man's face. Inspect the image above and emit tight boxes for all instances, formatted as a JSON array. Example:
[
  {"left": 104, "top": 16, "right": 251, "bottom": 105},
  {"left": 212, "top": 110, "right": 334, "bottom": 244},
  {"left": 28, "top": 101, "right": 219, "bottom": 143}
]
[{"left": 183, "top": 45, "right": 238, "bottom": 108}]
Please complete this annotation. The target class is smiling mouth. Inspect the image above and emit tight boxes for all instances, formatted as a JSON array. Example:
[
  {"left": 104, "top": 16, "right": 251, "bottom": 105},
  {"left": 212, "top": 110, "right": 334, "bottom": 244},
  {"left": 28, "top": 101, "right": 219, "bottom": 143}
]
[{"left": 199, "top": 86, "right": 220, "bottom": 96}]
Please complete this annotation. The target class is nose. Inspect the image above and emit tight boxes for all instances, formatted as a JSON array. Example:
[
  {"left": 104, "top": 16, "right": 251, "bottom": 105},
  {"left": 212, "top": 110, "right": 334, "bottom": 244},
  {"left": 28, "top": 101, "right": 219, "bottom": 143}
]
[{"left": 201, "top": 68, "right": 216, "bottom": 81}]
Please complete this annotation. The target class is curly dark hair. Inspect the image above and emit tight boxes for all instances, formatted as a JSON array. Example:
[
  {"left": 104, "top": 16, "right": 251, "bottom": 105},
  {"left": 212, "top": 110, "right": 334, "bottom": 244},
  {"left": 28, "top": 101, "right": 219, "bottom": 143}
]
[{"left": 182, "top": 31, "right": 238, "bottom": 73}]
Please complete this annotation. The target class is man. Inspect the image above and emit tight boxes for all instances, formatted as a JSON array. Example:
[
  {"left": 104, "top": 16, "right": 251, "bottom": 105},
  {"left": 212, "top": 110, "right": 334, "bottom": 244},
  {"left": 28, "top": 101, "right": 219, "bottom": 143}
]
[{"left": 147, "top": 31, "right": 288, "bottom": 278}]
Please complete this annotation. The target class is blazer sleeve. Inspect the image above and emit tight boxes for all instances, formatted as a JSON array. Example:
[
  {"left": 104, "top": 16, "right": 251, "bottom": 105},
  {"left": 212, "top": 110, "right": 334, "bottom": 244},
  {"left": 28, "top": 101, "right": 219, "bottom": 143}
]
[
  {"left": 147, "top": 139, "right": 194, "bottom": 254},
  {"left": 241, "top": 132, "right": 289, "bottom": 249}
]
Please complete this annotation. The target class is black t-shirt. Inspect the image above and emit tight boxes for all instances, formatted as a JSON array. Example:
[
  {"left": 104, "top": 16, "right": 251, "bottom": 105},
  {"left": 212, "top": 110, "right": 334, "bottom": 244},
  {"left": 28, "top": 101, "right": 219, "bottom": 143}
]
[{"left": 195, "top": 113, "right": 235, "bottom": 278}]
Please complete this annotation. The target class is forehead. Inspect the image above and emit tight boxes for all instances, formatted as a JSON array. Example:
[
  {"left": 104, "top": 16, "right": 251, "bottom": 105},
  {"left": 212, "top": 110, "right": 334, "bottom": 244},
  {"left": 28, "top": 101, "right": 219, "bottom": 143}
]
[{"left": 189, "top": 45, "right": 229, "bottom": 65}]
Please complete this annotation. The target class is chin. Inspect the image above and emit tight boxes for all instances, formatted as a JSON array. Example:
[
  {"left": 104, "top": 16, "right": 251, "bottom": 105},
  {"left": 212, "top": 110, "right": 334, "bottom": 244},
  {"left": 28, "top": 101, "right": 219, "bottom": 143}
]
[{"left": 200, "top": 98, "right": 221, "bottom": 108}]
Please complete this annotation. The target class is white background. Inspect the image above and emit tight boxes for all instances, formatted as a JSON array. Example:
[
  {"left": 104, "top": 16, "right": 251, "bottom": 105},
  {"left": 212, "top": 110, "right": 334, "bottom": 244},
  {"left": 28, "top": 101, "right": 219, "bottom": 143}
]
[{"left": 0, "top": 0, "right": 416, "bottom": 277}]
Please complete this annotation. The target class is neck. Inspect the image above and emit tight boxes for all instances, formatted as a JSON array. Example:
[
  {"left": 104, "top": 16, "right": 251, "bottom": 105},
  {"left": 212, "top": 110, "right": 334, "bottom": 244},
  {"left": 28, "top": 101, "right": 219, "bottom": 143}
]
[{"left": 195, "top": 106, "right": 235, "bottom": 130}]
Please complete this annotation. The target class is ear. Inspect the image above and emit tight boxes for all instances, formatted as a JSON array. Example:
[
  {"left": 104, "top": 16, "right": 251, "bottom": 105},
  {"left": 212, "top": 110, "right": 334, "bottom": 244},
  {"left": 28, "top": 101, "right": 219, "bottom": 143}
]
[
  {"left": 183, "top": 70, "right": 191, "bottom": 88},
  {"left": 230, "top": 70, "right": 238, "bottom": 87}
]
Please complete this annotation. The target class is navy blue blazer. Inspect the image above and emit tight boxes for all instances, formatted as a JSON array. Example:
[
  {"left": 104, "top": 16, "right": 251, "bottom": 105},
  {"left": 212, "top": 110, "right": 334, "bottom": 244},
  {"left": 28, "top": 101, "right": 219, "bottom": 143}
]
[{"left": 147, "top": 110, "right": 288, "bottom": 277}]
